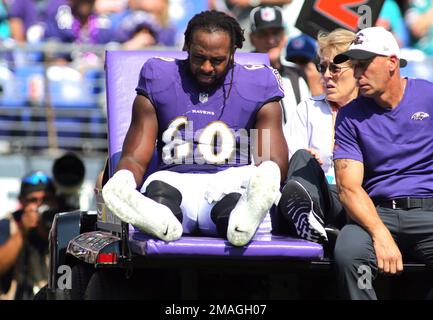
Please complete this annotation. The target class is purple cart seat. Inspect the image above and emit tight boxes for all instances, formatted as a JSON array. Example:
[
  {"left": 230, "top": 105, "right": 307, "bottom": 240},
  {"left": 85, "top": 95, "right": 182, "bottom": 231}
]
[
  {"left": 105, "top": 50, "right": 324, "bottom": 260},
  {"left": 129, "top": 228, "right": 323, "bottom": 259}
]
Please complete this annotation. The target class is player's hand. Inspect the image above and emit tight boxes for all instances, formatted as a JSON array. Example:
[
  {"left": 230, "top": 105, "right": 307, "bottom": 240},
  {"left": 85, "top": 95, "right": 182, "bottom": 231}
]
[
  {"left": 305, "top": 148, "right": 323, "bottom": 165},
  {"left": 103, "top": 170, "right": 137, "bottom": 197},
  {"left": 372, "top": 227, "right": 403, "bottom": 275}
]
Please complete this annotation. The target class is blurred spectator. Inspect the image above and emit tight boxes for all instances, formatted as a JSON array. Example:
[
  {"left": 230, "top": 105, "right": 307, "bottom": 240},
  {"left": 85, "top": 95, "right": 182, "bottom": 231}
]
[
  {"left": 44, "top": 0, "right": 113, "bottom": 45},
  {"left": 250, "top": 6, "right": 286, "bottom": 68},
  {"left": 405, "top": 0, "right": 433, "bottom": 56},
  {"left": 114, "top": 10, "right": 159, "bottom": 49},
  {"left": 44, "top": 0, "right": 115, "bottom": 65},
  {"left": 0, "top": 171, "right": 58, "bottom": 300},
  {"left": 208, "top": 0, "right": 292, "bottom": 51},
  {"left": 249, "top": 6, "right": 310, "bottom": 123},
  {"left": 5, "top": 0, "right": 65, "bottom": 66},
  {"left": 128, "top": 0, "right": 166, "bottom": 13},
  {"left": 376, "top": 0, "right": 410, "bottom": 47},
  {"left": 285, "top": 34, "right": 324, "bottom": 97},
  {"left": 95, "top": 0, "right": 128, "bottom": 14},
  {"left": 7, "top": 0, "right": 65, "bottom": 43},
  {"left": 94, "top": 0, "right": 129, "bottom": 29},
  {"left": 127, "top": 0, "right": 177, "bottom": 46},
  {"left": 0, "top": 1, "right": 10, "bottom": 39}
]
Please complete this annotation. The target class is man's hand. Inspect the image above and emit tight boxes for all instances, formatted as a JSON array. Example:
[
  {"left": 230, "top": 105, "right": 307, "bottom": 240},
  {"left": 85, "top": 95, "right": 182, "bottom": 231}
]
[
  {"left": 335, "top": 158, "right": 403, "bottom": 275},
  {"left": 302, "top": 62, "right": 324, "bottom": 96},
  {"left": 305, "top": 148, "right": 323, "bottom": 165},
  {"left": 372, "top": 227, "right": 403, "bottom": 275},
  {"left": 267, "top": 34, "right": 288, "bottom": 68},
  {"left": 18, "top": 203, "right": 40, "bottom": 235}
]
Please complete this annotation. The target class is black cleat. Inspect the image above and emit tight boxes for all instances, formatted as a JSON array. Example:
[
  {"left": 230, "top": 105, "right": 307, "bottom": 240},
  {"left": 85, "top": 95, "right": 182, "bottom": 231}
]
[{"left": 279, "top": 180, "right": 328, "bottom": 243}]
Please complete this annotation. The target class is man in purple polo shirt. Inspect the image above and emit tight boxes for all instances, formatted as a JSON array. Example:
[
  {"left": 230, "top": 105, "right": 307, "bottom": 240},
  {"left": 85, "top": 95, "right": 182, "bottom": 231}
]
[
  {"left": 101, "top": 11, "right": 288, "bottom": 247},
  {"left": 332, "top": 26, "right": 433, "bottom": 300}
]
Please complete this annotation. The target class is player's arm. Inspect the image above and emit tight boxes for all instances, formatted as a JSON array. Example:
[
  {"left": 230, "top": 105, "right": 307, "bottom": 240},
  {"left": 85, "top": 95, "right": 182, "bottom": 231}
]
[
  {"left": 254, "top": 101, "right": 288, "bottom": 183},
  {"left": 115, "top": 95, "right": 158, "bottom": 187},
  {"left": 334, "top": 158, "right": 403, "bottom": 274}
]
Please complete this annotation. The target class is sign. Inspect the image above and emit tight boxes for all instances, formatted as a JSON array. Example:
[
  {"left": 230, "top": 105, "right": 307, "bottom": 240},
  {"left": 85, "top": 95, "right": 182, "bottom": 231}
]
[{"left": 295, "top": 0, "right": 385, "bottom": 39}]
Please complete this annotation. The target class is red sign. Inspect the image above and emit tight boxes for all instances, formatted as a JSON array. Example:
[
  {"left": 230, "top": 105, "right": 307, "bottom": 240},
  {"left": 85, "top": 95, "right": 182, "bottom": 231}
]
[{"left": 296, "top": 0, "right": 384, "bottom": 39}]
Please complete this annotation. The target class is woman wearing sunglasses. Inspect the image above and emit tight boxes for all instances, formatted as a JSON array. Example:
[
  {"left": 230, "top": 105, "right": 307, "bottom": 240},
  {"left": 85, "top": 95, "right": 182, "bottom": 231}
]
[{"left": 277, "top": 28, "right": 358, "bottom": 245}]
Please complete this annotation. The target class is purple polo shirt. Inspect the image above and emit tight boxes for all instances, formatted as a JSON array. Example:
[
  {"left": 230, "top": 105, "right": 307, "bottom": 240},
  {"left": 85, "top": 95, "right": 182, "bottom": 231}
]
[{"left": 334, "top": 78, "right": 433, "bottom": 200}]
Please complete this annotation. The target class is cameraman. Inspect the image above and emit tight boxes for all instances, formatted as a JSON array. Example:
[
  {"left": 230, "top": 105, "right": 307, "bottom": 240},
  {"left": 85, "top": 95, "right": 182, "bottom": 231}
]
[{"left": 0, "top": 171, "right": 58, "bottom": 300}]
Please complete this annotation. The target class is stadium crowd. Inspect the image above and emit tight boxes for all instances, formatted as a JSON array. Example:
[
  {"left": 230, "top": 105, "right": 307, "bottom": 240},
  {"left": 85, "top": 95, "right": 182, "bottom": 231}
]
[
  {"left": 0, "top": 1, "right": 430, "bottom": 65},
  {"left": 0, "top": 0, "right": 430, "bottom": 116}
]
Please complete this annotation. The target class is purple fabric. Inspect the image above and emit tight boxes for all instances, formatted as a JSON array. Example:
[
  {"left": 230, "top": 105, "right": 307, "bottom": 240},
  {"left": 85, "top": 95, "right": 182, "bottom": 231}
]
[
  {"left": 334, "top": 78, "right": 433, "bottom": 200},
  {"left": 113, "top": 10, "right": 160, "bottom": 44},
  {"left": 109, "top": 9, "right": 176, "bottom": 46},
  {"left": 129, "top": 228, "right": 323, "bottom": 259},
  {"left": 157, "top": 26, "right": 177, "bottom": 46},
  {"left": 8, "top": 0, "right": 65, "bottom": 31},
  {"left": 105, "top": 50, "right": 271, "bottom": 176},
  {"left": 8, "top": 0, "right": 37, "bottom": 31},
  {"left": 44, "top": 5, "right": 113, "bottom": 44},
  {"left": 135, "top": 58, "right": 283, "bottom": 173}
]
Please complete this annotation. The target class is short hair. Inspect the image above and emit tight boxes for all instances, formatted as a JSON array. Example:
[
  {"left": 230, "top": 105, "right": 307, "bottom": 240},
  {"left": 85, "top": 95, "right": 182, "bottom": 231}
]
[
  {"left": 317, "top": 28, "right": 356, "bottom": 61},
  {"left": 184, "top": 10, "right": 245, "bottom": 52}
]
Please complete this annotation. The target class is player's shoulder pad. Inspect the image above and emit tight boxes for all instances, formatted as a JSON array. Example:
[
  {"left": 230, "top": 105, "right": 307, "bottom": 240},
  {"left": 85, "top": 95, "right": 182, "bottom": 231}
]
[
  {"left": 140, "top": 57, "right": 178, "bottom": 92},
  {"left": 235, "top": 64, "right": 284, "bottom": 102},
  {"left": 141, "top": 57, "right": 177, "bottom": 80}
]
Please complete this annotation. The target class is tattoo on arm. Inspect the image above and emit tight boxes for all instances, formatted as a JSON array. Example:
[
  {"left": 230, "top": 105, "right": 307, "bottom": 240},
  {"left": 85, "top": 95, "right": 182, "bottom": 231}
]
[{"left": 334, "top": 159, "right": 354, "bottom": 170}]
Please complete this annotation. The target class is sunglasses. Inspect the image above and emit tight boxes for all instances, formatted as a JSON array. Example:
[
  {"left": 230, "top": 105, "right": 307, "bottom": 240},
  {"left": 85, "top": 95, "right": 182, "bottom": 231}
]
[
  {"left": 22, "top": 171, "right": 51, "bottom": 185},
  {"left": 25, "top": 195, "right": 53, "bottom": 204},
  {"left": 351, "top": 57, "right": 374, "bottom": 72},
  {"left": 316, "top": 62, "right": 351, "bottom": 75}
]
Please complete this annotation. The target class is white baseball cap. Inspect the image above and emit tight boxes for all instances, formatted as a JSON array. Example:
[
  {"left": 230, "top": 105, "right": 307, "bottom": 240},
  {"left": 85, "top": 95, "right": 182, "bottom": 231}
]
[{"left": 334, "top": 26, "right": 407, "bottom": 67}]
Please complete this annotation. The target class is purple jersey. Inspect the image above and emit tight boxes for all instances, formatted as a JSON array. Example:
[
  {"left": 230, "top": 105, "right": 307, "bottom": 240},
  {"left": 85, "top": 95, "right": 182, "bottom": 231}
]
[
  {"left": 334, "top": 78, "right": 433, "bottom": 200},
  {"left": 136, "top": 57, "right": 284, "bottom": 173},
  {"left": 44, "top": 4, "right": 113, "bottom": 44},
  {"left": 8, "top": 0, "right": 37, "bottom": 31},
  {"left": 8, "top": 0, "right": 65, "bottom": 31}
]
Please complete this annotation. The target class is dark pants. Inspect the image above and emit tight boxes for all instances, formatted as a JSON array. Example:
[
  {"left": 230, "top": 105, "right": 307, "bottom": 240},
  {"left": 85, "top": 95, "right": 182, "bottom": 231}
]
[
  {"left": 334, "top": 206, "right": 433, "bottom": 300},
  {"left": 286, "top": 149, "right": 346, "bottom": 228}
]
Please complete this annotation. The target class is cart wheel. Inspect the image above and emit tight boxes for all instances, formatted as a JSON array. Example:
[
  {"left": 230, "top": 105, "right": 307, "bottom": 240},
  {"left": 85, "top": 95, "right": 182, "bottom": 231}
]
[{"left": 70, "top": 263, "right": 95, "bottom": 300}]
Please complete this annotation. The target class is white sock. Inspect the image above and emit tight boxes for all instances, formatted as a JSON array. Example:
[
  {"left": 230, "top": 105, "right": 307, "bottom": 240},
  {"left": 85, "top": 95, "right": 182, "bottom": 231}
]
[
  {"left": 102, "top": 170, "right": 183, "bottom": 241},
  {"left": 227, "top": 161, "right": 281, "bottom": 246}
]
